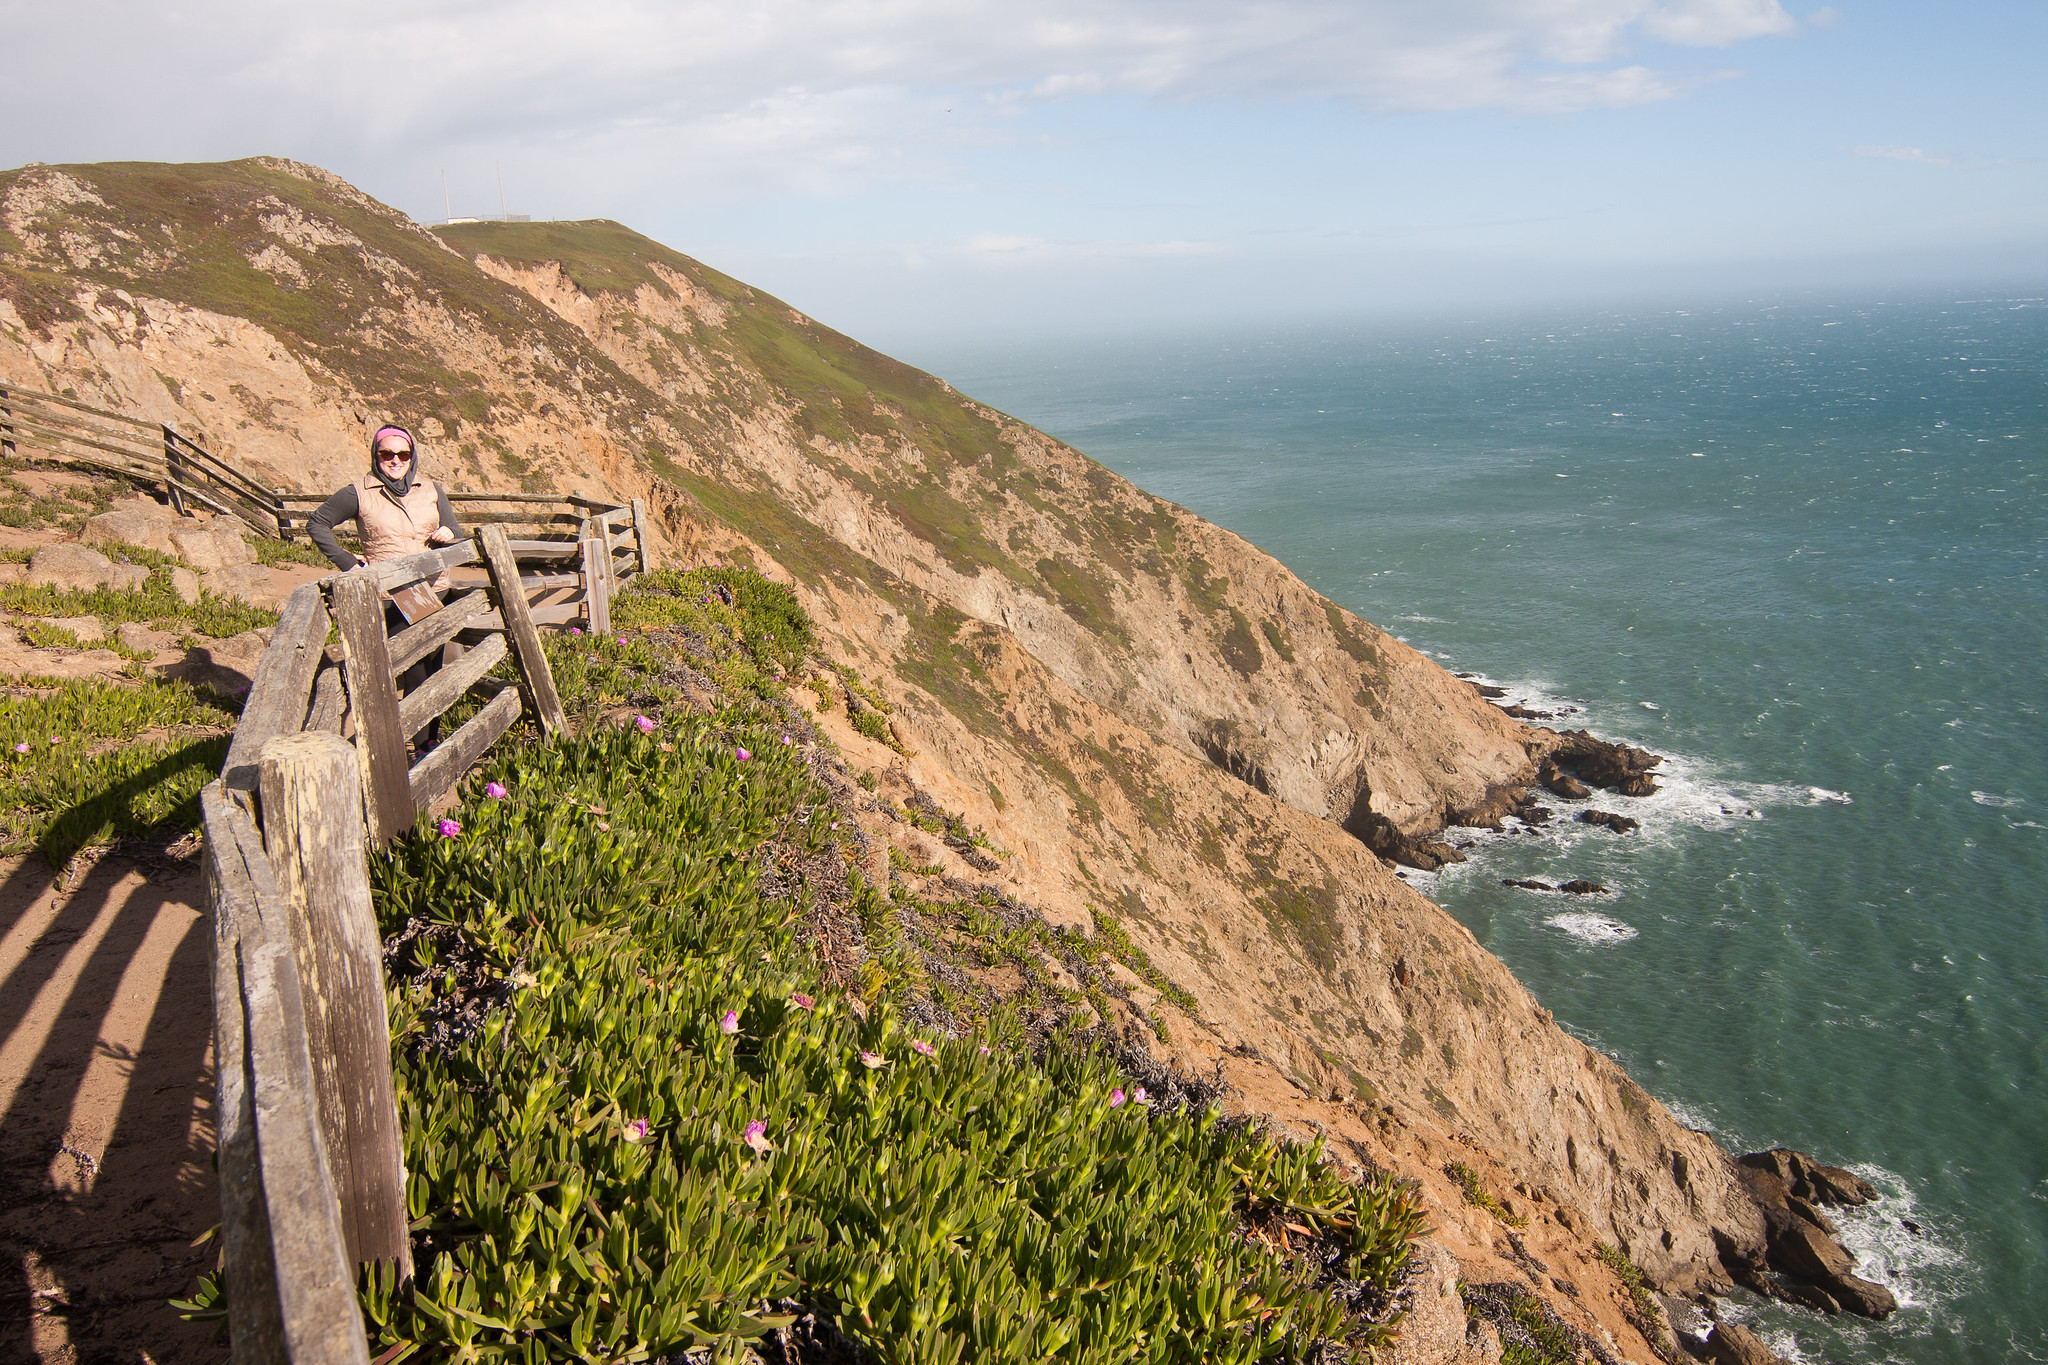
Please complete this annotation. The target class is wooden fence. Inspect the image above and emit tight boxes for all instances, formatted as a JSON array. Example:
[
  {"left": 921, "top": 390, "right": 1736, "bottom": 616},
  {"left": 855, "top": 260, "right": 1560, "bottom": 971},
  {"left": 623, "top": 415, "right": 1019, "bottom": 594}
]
[
  {"left": 0, "top": 386, "right": 653, "bottom": 573},
  {"left": 0, "top": 384, "right": 286, "bottom": 537},
  {"left": 203, "top": 517, "right": 644, "bottom": 1361}
]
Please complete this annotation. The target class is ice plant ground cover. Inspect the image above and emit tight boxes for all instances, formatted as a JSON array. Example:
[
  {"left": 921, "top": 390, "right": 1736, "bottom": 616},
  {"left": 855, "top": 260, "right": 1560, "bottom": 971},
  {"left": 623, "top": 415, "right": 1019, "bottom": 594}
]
[
  {"left": 0, "top": 674, "right": 237, "bottom": 862},
  {"left": 344, "top": 567, "right": 1427, "bottom": 1364}
]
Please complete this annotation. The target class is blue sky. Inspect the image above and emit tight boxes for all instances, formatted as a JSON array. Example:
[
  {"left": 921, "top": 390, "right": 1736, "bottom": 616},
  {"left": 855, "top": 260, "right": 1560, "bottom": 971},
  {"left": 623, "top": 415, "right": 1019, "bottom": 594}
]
[{"left": 6, "top": 1, "right": 2044, "bottom": 342}]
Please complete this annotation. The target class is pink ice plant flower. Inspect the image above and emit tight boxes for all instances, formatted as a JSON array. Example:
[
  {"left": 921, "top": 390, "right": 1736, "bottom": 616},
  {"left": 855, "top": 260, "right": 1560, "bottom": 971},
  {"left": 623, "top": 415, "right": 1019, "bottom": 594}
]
[
  {"left": 789, "top": 992, "right": 816, "bottom": 1010},
  {"left": 782, "top": 734, "right": 793, "bottom": 745},
  {"left": 719, "top": 1009, "right": 740, "bottom": 1034},
  {"left": 736, "top": 747, "right": 751, "bottom": 761},
  {"left": 12, "top": 743, "right": 27, "bottom": 755},
  {"left": 485, "top": 781, "right": 508, "bottom": 800},
  {"left": 1108, "top": 1088, "right": 1127, "bottom": 1108},
  {"left": 1132, "top": 1087, "right": 1147, "bottom": 1104},
  {"left": 622, "top": 1118, "right": 648, "bottom": 1142},
  {"left": 634, "top": 715, "right": 656, "bottom": 733},
  {"left": 859, "top": 1050, "right": 886, "bottom": 1069},
  {"left": 911, "top": 1039, "right": 935, "bottom": 1057},
  {"left": 742, "top": 1120, "right": 775, "bottom": 1154},
  {"left": 569, "top": 627, "right": 582, "bottom": 636},
  {"left": 437, "top": 818, "right": 461, "bottom": 838},
  {"left": 617, "top": 637, "right": 627, "bottom": 646}
]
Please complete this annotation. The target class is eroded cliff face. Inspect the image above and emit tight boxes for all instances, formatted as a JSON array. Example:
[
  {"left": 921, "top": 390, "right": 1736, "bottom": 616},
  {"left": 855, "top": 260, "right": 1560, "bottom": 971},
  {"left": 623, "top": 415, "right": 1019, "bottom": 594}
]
[{"left": 2, "top": 156, "right": 1772, "bottom": 1355}]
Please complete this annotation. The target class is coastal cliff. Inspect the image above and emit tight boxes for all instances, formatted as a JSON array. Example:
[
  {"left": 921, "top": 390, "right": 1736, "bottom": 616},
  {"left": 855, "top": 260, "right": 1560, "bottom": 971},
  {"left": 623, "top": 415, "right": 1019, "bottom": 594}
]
[{"left": 3, "top": 157, "right": 1813, "bottom": 1359}]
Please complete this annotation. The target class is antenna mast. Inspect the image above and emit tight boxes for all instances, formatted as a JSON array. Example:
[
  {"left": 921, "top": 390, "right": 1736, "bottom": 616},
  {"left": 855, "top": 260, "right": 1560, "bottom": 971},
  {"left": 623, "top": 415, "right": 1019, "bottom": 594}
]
[{"left": 442, "top": 170, "right": 452, "bottom": 223}]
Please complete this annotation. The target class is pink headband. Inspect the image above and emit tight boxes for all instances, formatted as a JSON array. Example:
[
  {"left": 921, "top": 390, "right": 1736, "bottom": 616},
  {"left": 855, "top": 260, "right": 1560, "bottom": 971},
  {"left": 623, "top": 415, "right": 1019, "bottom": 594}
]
[{"left": 372, "top": 425, "right": 413, "bottom": 451}]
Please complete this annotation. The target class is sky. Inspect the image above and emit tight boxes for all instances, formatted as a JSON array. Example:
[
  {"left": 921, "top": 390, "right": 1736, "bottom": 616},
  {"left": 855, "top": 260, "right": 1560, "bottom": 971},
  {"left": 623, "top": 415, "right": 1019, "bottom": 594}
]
[{"left": 5, "top": 1, "right": 2044, "bottom": 344}]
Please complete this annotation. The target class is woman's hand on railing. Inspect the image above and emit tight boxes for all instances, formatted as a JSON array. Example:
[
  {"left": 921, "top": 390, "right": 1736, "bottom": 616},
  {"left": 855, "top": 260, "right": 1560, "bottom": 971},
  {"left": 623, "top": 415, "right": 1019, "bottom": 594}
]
[{"left": 429, "top": 526, "right": 456, "bottom": 545}]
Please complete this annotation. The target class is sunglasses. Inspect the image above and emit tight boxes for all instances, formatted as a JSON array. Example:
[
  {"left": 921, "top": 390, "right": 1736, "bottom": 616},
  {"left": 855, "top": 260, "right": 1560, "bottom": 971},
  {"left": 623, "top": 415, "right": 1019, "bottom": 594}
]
[{"left": 376, "top": 448, "right": 413, "bottom": 462}]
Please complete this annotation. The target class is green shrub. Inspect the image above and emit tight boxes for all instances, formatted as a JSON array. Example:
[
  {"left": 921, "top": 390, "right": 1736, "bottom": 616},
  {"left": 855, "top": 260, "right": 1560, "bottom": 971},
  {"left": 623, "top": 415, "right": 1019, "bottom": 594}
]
[
  {"left": 355, "top": 636, "right": 1424, "bottom": 1362},
  {"left": 1444, "top": 1161, "right": 1525, "bottom": 1229},
  {"left": 0, "top": 555, "right": 276, "bottom": 638},
  {"left": 0, "top": 676, "right": 237, "bottom": 861}
]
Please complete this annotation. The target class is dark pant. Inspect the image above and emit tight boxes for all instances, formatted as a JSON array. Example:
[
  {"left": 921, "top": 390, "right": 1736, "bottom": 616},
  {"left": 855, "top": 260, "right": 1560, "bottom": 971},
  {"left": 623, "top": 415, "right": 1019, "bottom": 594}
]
[{"left": 386, "top": 599, "right": 445, "bottom": 750}]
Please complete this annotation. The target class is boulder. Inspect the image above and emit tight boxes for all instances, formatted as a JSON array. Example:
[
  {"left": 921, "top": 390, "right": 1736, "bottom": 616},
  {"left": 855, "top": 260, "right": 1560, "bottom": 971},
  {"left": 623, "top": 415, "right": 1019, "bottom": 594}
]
[
  {"left": 170, "top": 522, "right": 255, "bottom": 570},
  {"left": 1406, "top": 841, "right": 1466, "bottom": 870},
  {"left": 1454, "top": 786, "right": 1525, "bottom": 831},
  {"left": 84, "top": 506, "right": 181, "bottom": 556},
  {"left": 1618, "top": 773, "right": 1662, "bottom": 797},
  {"left": 1828, "top": 1274, "right": 1898, "bottom": 1319},
  {"left": 1779, "top": 1279, "right": 1841, "bottom": 1314},
  {"left": 27, "top": 544, "right": 148, "bottom": 593},
  {"left": 180, "top": 629, "right": 270, "bottom": 694},
  {"left": 116, "top": 621, "right": 178, "bottom": 656},
  {"left": 204, "top": 563, "right": 277, "bottom": 607},
  {"left": 1787, "top": 1194, "right": 1838, "bottom": 1236},
  {"left": 1539, "top": 766, "right": 1591, "bottom": 800},
  {"left": 1466, "top": 680, "right": 1509, "bottom": 698},
  {"left": 1549, "top": 731, "right": 1665, "bottom": 789},
  {"left": 1740, "top": 1148, "right": 1876, "bottom": 1207},
  {"left": 1502, "top": 703, "right": 1555, "bottom": 719},
  {"left": 1502, "top": 879, "right": 1554, "bottom": 892},
  {"left": 1556, "top": 879, "right": 1608, "bottom": 895},
  {"left": 1578, "top": 809, "right": 1641, "bottom": 834},
  {"left": 1703, "top": 1322, "right": 1786, "bottom": 1365},
  {"left": 1769, "top": 1222, "right": 1854, "bottom": 1283},
  {"left": 39, "top": 615, "right": 105, "bottom": 643},
  {"left": 169, "top": 566, "right": 201, "bottom": 604},
  {"left": 1808, "top": 1163, "right": 1877, "bottom": 1206},
  {"left": 1518, "top": 805, "right": 1554, "bottom": 826}
]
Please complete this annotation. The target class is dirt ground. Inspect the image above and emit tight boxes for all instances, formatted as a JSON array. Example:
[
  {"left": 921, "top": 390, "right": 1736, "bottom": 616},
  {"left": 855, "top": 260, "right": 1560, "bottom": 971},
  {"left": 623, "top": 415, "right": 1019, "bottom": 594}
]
[{"left": 0, "top": 851, "right": 224, "bottom": 1365}]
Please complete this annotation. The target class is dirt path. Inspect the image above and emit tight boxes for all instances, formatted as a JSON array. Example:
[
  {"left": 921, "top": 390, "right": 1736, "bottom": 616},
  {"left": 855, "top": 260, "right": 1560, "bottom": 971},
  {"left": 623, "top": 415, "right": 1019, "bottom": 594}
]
[{"left": 0, "top": 852, "right": 223, "bottom": 1365}]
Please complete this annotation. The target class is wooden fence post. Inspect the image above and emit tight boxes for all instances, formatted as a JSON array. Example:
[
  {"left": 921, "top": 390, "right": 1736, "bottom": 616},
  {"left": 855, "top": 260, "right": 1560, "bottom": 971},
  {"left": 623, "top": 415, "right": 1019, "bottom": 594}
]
[
  {"left": 630, "top": 497, "right": 650, "bottom": 576},
  {"left": 329, "top": 575, "right": 415, "bottom": 846},
  {"left": 0, "top": 386, "right": 15, "bottom": 461},
  {"left": 582, "top": 536, "right": 612, "bottom": 636},
  {"left": 476, "top": 523, "right": 568, "bottom": 738},
  {"left": 257, "top": 733, "right": 413, "bottom": 1281},
  {"left": 163, "top": 423, "right": 190, "bottom": 516}
]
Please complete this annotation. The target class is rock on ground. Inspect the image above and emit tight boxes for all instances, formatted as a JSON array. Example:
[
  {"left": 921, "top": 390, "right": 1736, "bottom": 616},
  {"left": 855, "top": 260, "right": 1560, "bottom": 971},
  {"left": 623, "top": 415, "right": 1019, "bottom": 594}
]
[
  {"left": 38, "top": 615, "right": 105, "bottom": 643},
  {"left": 202, "top": 562, "right": 276, "bottom": 607},
  {"left": 26, "top": 544, "right": 147, "bottom": 593}
]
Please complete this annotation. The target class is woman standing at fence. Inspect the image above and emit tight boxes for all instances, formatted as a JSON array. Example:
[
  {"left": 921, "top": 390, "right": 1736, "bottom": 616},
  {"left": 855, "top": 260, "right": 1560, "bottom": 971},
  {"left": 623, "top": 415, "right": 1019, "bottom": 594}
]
[{"left": 306, "top": 423, "right": 463, "bottom": 750}]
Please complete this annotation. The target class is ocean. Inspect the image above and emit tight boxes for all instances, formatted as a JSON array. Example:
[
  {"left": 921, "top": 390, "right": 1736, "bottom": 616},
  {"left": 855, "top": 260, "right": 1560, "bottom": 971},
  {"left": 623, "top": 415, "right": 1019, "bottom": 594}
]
[{"left": 900, "top": 290, "right": 2048, "bottom": 1364}]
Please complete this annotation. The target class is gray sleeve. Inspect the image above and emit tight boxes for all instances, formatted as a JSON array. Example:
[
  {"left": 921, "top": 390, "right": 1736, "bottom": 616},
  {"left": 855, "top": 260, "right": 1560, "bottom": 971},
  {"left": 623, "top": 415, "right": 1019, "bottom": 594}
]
[
  {"left": 306, "top": 484, "right": 361, "bottom": 570},
  {"left": 437, "top": 485, "right": 462, "bottom": 537}
]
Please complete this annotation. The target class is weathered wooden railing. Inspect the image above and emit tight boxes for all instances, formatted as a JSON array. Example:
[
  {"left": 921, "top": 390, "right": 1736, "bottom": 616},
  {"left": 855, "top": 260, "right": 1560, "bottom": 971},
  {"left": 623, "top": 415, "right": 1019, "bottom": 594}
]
[
  {"left": 0, "top": 386, "right": 656, "bottom": 595},
  {"left": 203, "top": 518, "right": 644, "bottom": 1360},
  {"left": 0, "top": 383, "right": 286, "bottom": 537}
]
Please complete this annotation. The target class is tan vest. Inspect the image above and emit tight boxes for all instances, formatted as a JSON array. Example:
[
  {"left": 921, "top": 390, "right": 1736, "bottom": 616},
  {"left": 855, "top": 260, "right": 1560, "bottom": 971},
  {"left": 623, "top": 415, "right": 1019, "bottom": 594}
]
[
  {"left": 356, "top": 474, "right": 449, "bottom": 588},
  {"left": 356, "top": 473, "right": 442, "bottom": 562}
]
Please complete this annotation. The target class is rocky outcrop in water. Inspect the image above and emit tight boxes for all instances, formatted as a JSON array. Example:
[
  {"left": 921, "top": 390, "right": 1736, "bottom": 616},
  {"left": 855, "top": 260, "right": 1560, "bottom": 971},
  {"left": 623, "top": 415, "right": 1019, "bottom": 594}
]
[
  {"left": 1578, "top": 810, "right": 1641, "bottom": 834},
  {"left": 1723, "top": 1149, "right": 1895, "bottom": 1320}
]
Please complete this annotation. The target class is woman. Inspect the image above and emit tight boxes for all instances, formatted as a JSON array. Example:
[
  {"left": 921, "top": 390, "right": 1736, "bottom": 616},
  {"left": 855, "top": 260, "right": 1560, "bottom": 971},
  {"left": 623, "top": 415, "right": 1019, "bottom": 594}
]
[{"left": 307, "top": 424, "right": 463, "bottom": 749}]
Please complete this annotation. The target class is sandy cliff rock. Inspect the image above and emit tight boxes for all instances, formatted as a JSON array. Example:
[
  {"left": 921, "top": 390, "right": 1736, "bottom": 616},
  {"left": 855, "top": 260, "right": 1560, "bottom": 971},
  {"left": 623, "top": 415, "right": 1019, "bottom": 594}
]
[{"left": 2, "top": 156, "right": 1791, "bottom": 1352}]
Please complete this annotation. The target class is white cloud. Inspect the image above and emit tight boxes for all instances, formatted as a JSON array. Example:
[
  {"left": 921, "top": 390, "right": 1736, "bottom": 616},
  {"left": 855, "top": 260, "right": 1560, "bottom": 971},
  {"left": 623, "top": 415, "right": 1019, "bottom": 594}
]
[
  {"left": 1640, "top": 0, "right": 1796, "bottom": 48},
  {"left": 1854, "top": 145, "right": 1952, "bottom": 167},
  {"left": 4, "top": 0, "right": 1802, "bottom": 198}
]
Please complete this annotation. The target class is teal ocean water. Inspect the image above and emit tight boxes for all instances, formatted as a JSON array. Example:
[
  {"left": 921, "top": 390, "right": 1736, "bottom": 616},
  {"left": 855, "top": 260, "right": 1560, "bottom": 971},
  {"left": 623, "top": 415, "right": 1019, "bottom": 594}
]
[{"left": 904, "top": 291, "right": 2047, "bottom": 1363}]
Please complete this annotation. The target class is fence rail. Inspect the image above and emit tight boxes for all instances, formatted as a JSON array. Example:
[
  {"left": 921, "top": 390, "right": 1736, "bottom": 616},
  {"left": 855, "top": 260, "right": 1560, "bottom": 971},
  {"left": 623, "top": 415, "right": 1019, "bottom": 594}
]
[
  {"left": 0, "top": 387, "right": 654, "bottom": 564},
  {"left": 204, "top": 513, "right": 646, "bottom": 1359}
]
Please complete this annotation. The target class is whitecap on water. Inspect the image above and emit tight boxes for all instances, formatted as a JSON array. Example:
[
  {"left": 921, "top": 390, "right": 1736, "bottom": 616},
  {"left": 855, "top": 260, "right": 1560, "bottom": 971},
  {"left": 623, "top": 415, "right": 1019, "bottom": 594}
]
[
  {"left": 1830, "top": 1165, "right": 1966, "bottom": 1312},
  {"left": 1543, "top": 912, "right": 1638, "bottom": 944},
  {"left": 1971, "top": 791, "right": 2024, "bottom": 807},
  {"left": 1804, "top": 787, "right": 1853, "bottom": 804}
]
